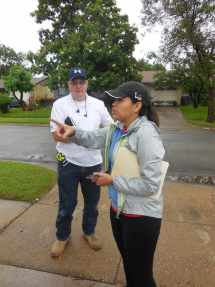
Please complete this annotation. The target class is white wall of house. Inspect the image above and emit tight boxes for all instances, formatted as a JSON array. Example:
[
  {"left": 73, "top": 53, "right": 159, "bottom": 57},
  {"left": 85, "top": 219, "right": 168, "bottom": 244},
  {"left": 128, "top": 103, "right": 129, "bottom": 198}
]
[{"left": 11, "top": 91, "right": 30, "bottom": 105}]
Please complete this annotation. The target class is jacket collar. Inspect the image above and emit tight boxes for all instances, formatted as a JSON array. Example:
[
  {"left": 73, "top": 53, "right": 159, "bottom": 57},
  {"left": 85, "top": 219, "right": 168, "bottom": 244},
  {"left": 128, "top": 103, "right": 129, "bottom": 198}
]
[{"left": 115, "top": 116, "right": 161, "bottom": 134}]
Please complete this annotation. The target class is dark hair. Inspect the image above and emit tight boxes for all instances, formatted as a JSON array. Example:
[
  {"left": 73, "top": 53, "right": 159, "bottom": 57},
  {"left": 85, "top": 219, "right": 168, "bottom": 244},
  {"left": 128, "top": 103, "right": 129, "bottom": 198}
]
[{"left": 129, "top": 97, "right": 160, "bottom": 128}]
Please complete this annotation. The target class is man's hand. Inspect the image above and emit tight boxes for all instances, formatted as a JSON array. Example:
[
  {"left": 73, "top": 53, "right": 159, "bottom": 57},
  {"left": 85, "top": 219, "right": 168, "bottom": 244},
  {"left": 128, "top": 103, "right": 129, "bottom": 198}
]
[
  {"left": 93, "top": 172, "right": 114, "bottom": 186},
  {"left": 50, "top": 118, "right": 76, "bottom": 139}
]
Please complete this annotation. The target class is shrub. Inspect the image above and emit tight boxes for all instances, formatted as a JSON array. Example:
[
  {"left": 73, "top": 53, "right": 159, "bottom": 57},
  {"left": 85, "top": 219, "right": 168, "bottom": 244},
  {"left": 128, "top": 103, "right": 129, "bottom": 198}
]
[
  {"left": 0, "top": 93, "right": 13, "bottom": 113},
  {"left": 35, "top": 98, "right": 40, "bottom": 105},
  {"left": 22, "top": 105, "right": 41, "bottom": 111},
  {"left": 36, "top": 97, "right": 56, "bottom": 107},
  {"left": 199, "top": 94, "right": 208, "bottom": 106}
]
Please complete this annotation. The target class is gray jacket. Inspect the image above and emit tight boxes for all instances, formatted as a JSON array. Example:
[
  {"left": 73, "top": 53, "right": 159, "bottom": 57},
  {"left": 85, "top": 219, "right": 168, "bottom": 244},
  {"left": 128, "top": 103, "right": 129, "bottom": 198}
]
[{"left": 70, "top": 116, "right": 165, "bottom": 218}]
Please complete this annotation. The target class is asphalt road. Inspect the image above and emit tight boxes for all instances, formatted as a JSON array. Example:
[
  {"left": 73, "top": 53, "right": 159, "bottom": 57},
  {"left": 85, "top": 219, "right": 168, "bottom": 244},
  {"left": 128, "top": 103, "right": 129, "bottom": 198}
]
[{"left": 0, "top": 124, "right": 215, "bottom": 177}]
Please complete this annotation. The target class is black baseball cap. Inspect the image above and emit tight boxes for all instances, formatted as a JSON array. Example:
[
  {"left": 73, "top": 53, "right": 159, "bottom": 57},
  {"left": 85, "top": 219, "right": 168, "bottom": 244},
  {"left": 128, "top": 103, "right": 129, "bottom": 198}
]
[
  {"left": 68, "top": 67, "right": 87, "bottom": 81},
  {"left": 105, "top": 82, "right": 150, "bottom": 106}
]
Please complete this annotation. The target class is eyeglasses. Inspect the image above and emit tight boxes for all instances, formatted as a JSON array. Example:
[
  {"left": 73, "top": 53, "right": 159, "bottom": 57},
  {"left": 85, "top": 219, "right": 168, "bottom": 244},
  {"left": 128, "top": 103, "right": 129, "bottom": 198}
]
[{"left": 69, "top": 81, "right": 87, "bottom": 86}]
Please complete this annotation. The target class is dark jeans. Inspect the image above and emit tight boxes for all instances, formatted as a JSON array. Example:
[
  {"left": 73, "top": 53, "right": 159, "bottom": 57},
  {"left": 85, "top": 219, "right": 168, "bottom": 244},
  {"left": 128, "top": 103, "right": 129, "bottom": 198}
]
[
  {"left": 110, "top": 207, "right": 161, "bottom": 287},
  {"left": 56, "top": 161, "right": 102, "bottom": 241}
]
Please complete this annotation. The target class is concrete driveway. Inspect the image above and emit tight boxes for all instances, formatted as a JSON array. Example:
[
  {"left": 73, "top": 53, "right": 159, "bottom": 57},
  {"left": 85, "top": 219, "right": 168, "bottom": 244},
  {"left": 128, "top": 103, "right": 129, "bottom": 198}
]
[{"left": 155, "top": 106, "right": 212, "bottom": 131}]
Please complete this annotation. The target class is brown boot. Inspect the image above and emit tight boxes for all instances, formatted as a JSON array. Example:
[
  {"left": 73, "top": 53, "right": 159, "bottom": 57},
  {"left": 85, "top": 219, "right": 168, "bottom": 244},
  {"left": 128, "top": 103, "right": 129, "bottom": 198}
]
[
  {"left": 51, "top": 234, "right": 71, "bottom": 257},
  {"left": 82, "top": 234, "right": 102, "bottom": 250}
]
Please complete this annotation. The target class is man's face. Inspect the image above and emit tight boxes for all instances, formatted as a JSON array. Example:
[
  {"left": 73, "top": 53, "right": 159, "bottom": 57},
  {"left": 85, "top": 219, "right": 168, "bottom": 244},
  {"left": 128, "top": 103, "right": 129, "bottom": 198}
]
[{"left": 67, "top": 76, "right": 88, "bottom": 101}]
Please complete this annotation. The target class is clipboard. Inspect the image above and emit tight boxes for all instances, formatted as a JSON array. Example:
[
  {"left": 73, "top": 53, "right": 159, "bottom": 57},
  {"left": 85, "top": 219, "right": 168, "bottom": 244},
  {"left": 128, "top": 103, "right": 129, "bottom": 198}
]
[{"left": 111, "top": 147, "right": 169, "bottom": 200}]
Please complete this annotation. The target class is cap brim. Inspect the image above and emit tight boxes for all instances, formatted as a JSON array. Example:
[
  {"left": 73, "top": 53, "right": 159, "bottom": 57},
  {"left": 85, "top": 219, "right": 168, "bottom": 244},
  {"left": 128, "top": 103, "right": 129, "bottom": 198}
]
[
  {"left": 69, "top": 75, "right": 87, "bottom": 81},
  {"left": 104, "top": 90, "right": 127, "bottom": 100}
]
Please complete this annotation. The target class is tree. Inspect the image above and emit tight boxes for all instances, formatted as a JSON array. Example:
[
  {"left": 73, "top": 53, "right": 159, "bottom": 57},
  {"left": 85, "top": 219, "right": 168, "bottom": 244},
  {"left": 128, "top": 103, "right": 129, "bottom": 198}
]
[
  {"left": 2, "top": 65, "right": 35, "bottom": 108},
  {"left": 0, "top": 44, "right": 27, "bottom": 76},
  {"left": 182, "top": 74, "right": 207, "bottom": 108},
  {"left": 140, "top": 0, "right": 215, "bottom": 123},
  {"left": 136, "top": 58, "right": 166, "bottom": 71},
  {"left": 28, "top": 0, "right": 141, "bottom": 91}
]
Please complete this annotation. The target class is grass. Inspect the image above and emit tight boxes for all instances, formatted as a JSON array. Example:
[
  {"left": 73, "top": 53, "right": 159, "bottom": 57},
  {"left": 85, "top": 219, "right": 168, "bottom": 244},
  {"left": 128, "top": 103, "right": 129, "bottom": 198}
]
[
  {"left": 179, "top": 105, "right": 215, "bottom": 127},
  {"left": 0, "top": 107, "right": 51, "bottom": 124},
  {"left": 188, "top": 121, "right": 215, "bottom": 127},
  {"left": 0, "top": 118, "right": 50, "bottom": 124},
  {"left": 0, "top": 107, "right": 52, "bottom": 118},
  {"left": 0, "top": 161, "right": 57, "bottom": 202},
  {"left": 0, "top": 106, "right": 112, "bottom": 124}
]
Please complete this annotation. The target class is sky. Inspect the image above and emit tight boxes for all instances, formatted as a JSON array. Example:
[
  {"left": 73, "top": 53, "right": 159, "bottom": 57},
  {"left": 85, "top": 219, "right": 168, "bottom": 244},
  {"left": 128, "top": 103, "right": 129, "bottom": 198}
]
[{"left": 0, "top": 0, "right": 161, "bottom": 60}]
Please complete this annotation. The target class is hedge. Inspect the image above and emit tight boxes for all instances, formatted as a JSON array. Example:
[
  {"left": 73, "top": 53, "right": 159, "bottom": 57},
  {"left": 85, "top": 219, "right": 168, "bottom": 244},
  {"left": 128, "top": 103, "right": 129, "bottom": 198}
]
[{"left": 36, "top": 98, "right": 57, "bottom": 107}]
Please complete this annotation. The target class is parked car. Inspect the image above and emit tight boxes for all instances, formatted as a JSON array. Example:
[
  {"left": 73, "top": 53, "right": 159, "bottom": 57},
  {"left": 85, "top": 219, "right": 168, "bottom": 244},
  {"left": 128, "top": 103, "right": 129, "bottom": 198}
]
[{"left": 8, "top": 96, "right": 26, "bottom": 108}]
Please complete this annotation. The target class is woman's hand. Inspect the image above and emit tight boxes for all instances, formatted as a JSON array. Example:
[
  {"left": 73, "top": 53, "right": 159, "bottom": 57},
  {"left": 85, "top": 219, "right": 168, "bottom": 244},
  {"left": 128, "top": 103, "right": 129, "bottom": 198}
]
[
  {"left": 50, "top": 118, "right": 76, "bottom": 139},
  {"left": 93, "top": 172, "right": 114, "bottom": 186}
]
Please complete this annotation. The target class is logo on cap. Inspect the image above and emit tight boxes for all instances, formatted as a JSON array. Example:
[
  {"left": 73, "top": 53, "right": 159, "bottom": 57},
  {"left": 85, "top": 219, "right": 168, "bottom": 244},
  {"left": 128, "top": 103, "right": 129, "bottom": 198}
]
[
  {"left": 74, "top": 69, "right": 81, "bottom": 74},
  {"left": 135, "top": 92, "right": 142, "bottom": 101}
]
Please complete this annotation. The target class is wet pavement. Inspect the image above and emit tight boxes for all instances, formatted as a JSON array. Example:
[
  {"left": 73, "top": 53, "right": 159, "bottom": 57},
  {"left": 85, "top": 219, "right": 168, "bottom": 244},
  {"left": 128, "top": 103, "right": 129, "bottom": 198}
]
[
  {"left": 0, "top": 182, "right": 215, "bottom": 287},
  {"left": 166, "top": 174, "right": 215, "bottom": 186},
  {"left": 1, "top": 109, "right": 215, "bottom": 177},
  {"left": 0, "top": 106, "right": 215, "bottom": 286}
]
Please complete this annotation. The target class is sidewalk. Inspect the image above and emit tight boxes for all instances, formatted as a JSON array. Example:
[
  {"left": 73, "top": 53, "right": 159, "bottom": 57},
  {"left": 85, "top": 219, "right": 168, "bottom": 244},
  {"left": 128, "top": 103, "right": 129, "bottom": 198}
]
[{"left": 0, "top": 182, "right": 215, "bottom": 287}]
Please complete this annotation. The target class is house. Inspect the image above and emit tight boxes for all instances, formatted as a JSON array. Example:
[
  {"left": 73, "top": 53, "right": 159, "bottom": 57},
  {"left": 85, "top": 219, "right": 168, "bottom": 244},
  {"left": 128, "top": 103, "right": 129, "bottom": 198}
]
[
  {"left": 33, "top": 77, "right": 69, "bottom": 99},
  {"left": 140, "top": 71, "right": 182, "bottom": 105},
  {"left": 0, "top": 77, "right": 54, "bottom": 105},
  {"left": 14, "top": 77, "right": 54, "bottom": 105},
  {"left": 87, "top": 71, "right": 183, "bottom": 105},
  {"left": 31, "top": 77, "right": 55, "bottom": 102},
  {"left": 0, "top": 79, "right": 6, "bottom": 94},
  {"left": 1, "top": 71, "right": 183, "bottom": 106}
]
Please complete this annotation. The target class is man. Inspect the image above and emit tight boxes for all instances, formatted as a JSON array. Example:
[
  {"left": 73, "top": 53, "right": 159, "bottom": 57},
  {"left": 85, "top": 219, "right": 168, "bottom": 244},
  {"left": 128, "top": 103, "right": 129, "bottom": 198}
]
[{"left": 50, "top": 67, "right": 114, "bottom": 257}]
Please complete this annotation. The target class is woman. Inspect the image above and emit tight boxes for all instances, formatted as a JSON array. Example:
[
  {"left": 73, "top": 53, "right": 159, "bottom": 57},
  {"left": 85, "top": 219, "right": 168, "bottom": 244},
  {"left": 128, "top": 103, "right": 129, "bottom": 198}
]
[{"left": 50, "top": 81, "right": 165, "bottom": 287}]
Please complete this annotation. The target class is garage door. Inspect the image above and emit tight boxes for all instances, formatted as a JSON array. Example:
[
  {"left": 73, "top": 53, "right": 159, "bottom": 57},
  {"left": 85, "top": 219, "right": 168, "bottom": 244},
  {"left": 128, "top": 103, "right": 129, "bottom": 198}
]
[{"left": 153, "top": 87, "right": 177, "bottom": 105}]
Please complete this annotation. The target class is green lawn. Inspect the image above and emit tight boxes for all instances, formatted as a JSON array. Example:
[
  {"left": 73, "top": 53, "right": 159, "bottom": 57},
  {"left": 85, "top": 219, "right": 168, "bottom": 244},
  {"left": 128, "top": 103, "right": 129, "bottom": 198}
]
[
  {"left": 179, "top": 105, "right": 215, "bottom": 127},
  {"left": 0, "top": 107, "right": 51, "bottom": 124},
  {"left": 0, "top": 106, "right": 112, "bottom": 124},
  {"left": 0, "top": 107, "right": 52, "bottom": 118},
  {"left": 0, "top": 161, "right": 57, "bottom": 202},
  {"left": 0, "top": 118, "right": 50, "bottom": 124}
]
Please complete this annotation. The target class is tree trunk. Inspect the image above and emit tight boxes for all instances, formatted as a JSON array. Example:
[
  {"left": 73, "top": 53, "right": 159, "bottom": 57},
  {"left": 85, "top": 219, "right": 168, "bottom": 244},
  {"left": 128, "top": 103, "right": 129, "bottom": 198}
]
[
  {"left": 20, "top": 92, "right": 23, "bottom": 108},
  {"left": 206, "top": 86, "right": 214, "bottom": 123},
  {"left": 193, "top": 100, "right": 198, "bottom": 108}
]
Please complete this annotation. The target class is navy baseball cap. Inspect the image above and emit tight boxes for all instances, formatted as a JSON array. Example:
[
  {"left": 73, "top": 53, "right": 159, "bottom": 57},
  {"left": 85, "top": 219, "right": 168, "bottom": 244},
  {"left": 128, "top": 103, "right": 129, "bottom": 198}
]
[
  {"left": 68, "top": 67, "right": 87, "bottom": 81},
  {"left": 105, "top": 82, "right": 150, "bottom": 107}
]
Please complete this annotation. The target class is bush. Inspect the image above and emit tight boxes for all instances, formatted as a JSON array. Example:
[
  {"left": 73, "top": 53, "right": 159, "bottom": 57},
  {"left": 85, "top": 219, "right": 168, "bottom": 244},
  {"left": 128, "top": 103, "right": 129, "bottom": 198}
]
[
  {"left": 0, "top": 93, "right": 13, "bottom": 113},
  {"left": 199, "top": 94, "right": 208, "bottom": 106},
  {"left": 22, "top": 105, "right": 41, "bottom": 111},
  {"left": 36, "top": 97, "right": 56, "bottom": 107}
]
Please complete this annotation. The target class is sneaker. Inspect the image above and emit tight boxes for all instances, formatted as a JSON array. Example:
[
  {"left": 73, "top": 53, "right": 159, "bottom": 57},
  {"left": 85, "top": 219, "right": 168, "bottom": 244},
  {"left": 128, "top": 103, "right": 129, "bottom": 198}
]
[
  {"left": 51, "top": 234, "right": 71, "bottom": 257},
  {"left": 82, "top": 234, "right": 102, "bottom": 250}
]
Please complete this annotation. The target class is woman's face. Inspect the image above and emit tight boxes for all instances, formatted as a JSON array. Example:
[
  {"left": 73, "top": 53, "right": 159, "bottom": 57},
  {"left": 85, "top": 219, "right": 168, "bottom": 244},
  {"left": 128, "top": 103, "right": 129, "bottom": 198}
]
[{"left": 112, "top": 97, "right": 136, "bottom": 123}]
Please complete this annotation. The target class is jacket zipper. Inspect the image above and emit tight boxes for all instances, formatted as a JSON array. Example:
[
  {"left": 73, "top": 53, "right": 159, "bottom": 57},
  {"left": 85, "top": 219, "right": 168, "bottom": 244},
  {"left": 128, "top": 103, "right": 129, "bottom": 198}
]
[{"left": 105, "top": 123, "right": 138, "bottom": 219}]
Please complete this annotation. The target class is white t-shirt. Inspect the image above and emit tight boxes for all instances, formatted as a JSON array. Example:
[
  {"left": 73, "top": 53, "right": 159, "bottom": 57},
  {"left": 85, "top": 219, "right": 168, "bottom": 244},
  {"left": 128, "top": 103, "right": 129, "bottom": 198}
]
[{"left": 50, "top": 93, "right": 114, "bottom": 167}]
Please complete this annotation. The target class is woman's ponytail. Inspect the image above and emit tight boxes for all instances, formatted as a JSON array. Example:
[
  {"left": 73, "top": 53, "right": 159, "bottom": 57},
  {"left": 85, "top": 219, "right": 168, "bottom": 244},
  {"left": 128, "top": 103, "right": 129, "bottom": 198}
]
[{"left": 147, "top": 106, "right": 160, "bottom": 128}]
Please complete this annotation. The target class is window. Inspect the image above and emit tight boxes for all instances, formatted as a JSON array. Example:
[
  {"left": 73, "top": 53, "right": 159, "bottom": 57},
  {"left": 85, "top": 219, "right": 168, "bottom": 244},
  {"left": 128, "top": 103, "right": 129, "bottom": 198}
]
[
  {"left": 155, "top": 87, "right": 165, "bottom": 91},
  {"left": 166, "top": 87, "right": 177, "bottom": 90}
]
